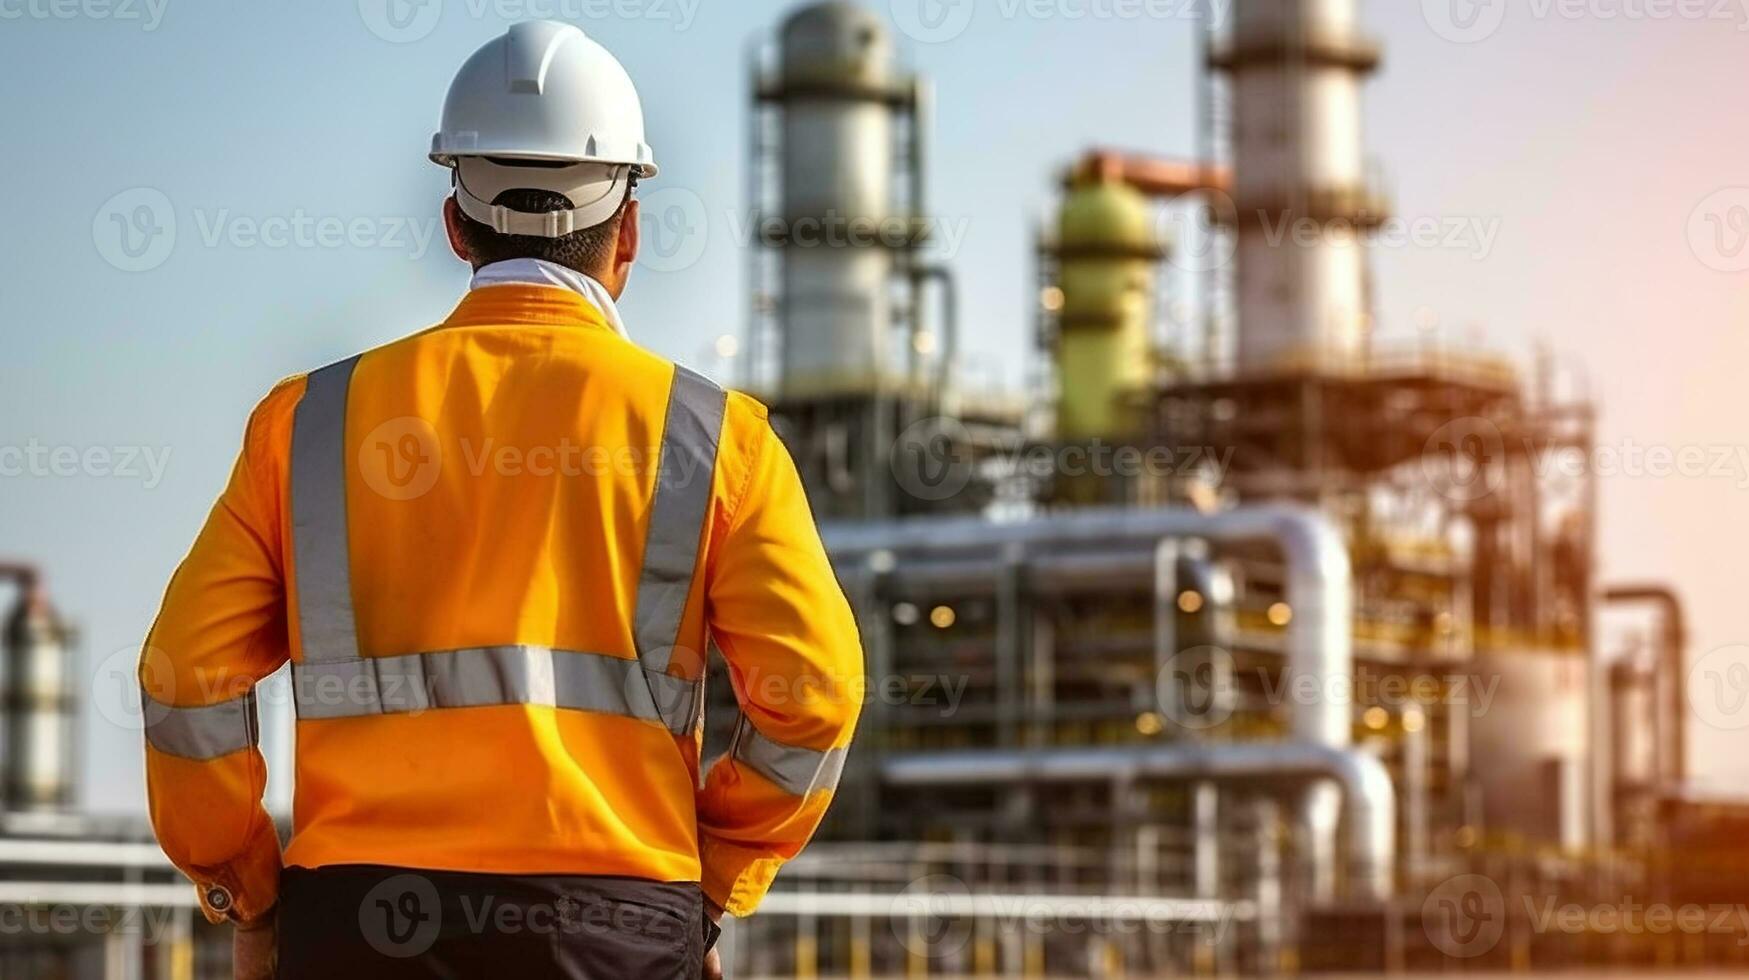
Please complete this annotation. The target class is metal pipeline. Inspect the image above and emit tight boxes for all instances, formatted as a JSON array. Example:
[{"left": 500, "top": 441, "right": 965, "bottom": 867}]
[
  {"left": 1602, "top": 585, "right": 1687, "bottom": 788},
  {"left": 826, "top": 504, "right": 1363, "bottom": 899},
  {"left": 882, "top": 741, "right": 1395, "bottom": 901},
  {"left": 824, "top": 503, "right": 1353, "bottom": 747},
  {"left": 909, "top": 264, "right": 958, "bottom": 401}
]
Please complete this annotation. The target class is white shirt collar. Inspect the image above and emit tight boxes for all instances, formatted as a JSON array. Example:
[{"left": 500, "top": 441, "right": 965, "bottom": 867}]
[{"left": 469, "top": 258, "right": 628, "bottom": 338}]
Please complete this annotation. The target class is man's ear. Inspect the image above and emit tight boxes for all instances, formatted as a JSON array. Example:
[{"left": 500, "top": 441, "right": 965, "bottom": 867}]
[
  {"left": 443, "top": 196, "right": 473, "bottom": 266},
  {"left": 607, "top": 198, "right": 640, "bottom": 298}
]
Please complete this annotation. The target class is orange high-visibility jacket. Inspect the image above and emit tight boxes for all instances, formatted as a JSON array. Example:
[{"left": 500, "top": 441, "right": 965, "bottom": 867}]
[{"left": 139, "top": 285, "right": 864, "bottom": 923}]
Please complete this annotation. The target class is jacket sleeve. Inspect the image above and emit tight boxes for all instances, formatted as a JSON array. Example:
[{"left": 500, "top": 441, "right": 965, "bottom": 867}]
[
  {"left": 696, "top": 421, "right": 864, "bottom": 916},
  {"left": 140, "top": 389, "right": 292, "bottom": 925}
]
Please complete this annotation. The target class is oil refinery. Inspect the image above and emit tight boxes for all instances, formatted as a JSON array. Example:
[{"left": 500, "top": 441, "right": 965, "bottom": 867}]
[
  {"left": 721, "top": 0, "right": 1747, "bottom": 975},
  {"left": 0, "top": 1, "right": 1746, "bottom": 978}
]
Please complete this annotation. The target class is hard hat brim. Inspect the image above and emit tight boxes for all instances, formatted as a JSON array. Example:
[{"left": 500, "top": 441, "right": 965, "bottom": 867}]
[
  {"left": 450, "top": 158, "right": 641, "bottom": 238},
  {"left": 430, "top": 137, "right": 657, "bottom": 180}
]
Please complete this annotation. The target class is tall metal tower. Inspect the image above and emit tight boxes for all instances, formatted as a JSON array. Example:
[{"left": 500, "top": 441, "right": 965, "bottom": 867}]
[{"left": 1213, "top": 0, "right": 1385, "bottom": 373}]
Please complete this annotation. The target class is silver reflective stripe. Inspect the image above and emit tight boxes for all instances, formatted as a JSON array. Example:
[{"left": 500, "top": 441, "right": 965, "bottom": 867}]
[
  {"left": 290, "top": 356, "right": 362, "bottom": 663},
  {"left": 291, "top": 645, "right": 698, "bottom": 734},
  {"left": 732, "top": 718, "right": 847, "bottom": 797},
  {"left": 142, "top": 687, "right": 259, "bottom": 761},
  {"left": 286, "top": 355, "right": 717, "bottom": 735},
  {"left": 633, "top": 366, "right": 727, "bottom": 674}
]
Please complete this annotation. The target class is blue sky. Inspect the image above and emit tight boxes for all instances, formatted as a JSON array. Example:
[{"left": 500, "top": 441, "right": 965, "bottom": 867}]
[{"left": 3, "top": 0, "right": 1748, "bottom": 812}]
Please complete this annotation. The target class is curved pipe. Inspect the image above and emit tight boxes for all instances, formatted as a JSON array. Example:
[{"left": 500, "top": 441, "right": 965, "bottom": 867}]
[
  {"left": 1603, "top": 584, "right": 1687, "bottom": 785},
  {"left": 910, "top": 264, "right": 957, "bottom": 400},
  {"left": 882, "top": 741, "right": 1395, "bottom": 901},
  {"left": 1064, "top": 149, "right": 1233, "bottom": 198},
  {"left": 824, "top": 503, "right": 1352, "bottom": 747},
  {"left": 830, "top": 504, "right": 1357, "bottom": 900}
]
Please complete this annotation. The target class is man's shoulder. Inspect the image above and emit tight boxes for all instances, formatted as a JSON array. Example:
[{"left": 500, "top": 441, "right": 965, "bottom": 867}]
[
  {"left": 251, "top": 371, "right": 311, "bottom": 429},
  {"left": 724, "top": 388, "right": 771, "bottom": 427}
]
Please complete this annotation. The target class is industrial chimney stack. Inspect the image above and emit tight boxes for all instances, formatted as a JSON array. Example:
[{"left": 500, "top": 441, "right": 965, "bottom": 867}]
[
  {"left": 0, "top": 566, "right": 77, "bottom": 813},
  {"left": 1216, "top": 0, "right": 1385, "bottom": 373}
]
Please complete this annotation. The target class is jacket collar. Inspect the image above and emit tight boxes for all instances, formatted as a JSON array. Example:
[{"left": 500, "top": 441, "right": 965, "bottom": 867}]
[{"left": 451, "top": 259, "right": 627, "bottom": 336}]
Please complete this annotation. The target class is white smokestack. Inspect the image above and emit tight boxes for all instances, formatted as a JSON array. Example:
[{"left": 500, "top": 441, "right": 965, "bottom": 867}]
[{"left": 1221, "top": 0, "right": 1383, "bottom": 373}]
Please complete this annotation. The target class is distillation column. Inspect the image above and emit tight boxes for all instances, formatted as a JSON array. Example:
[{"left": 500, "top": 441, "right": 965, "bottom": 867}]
[
  {"left": 770, "top": 2, "right": 909, "bottom": 398},
  {"left": 1, "top": 567, "right": 77, "bottom": 811},
  {"left": 754, "top": 2, "right": 950, "bottom": 520},
  {"left": 1217, "top": 0, "right": 1384, "bottom": 373}
]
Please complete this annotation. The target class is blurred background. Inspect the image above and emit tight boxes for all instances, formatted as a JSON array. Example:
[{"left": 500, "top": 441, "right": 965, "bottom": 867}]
[{"left": 5, "top": 0, "right": 1749, "bottom": 975}]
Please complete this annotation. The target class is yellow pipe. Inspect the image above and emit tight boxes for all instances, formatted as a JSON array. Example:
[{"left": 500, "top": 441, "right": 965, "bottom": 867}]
[
  {"left": 171, "top": 939, "right": 193, "bottom": 980},
  {"left": 1510, "top": 927, "right": 1531, "bottom": 972},
  {"left": 974, "top": 925, "right": 995, "bottom": 976},
  {"left": 1024, "top": 930, "right": 1045, "bottom": 977},
  {"left": 1103, "top": 937, "right": 1125, "bottom": 977},
  {"left": 851, "top": 916, "right": 872, "bottom": 979},
  {"left": 1193, "top": 938, "right": 1216, "bottom": 976},
  {"left": 907, "top": 918, "right": 929, "bottom": 979}
]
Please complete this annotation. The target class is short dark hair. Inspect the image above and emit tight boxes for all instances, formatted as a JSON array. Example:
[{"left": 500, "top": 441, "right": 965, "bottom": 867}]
[{"left": 454, "top": 184, "right": 633, "bottom": 277}]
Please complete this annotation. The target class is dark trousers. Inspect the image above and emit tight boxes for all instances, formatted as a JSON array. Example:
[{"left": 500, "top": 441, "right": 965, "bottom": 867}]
[{"left": 278, "top": 864, "right": 716, "bottom": 980}]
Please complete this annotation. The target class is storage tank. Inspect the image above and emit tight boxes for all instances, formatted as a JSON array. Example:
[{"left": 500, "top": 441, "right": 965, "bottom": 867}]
[
  {"left": 1466, "top": 650, "right": 1590, "bottom": 849},
  {"left": 2, "top": 584, "right": 77, "bottom": 810},
  {"left": 772, "top": 2, "right": 907, "bottom": 397},
  {"left": 1051, "top": 179, "right": 1163, "bottom": 441},
  {"left": 1216, "top": 0, "right": 1384, "bottom": 373}
]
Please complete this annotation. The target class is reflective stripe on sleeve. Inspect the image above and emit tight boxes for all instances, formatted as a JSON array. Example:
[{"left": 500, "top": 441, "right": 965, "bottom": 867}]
[
  {"left": 142, "top": 687, "right": 260, "bottom": 761},
  {"left": 290, "top": 355, "right": 363, "bottom": 664},
  {"left": 292, "top": 645, "right": 700, "bottom": 734},
  {"left": 731, "top": 718, "right": 848, "bottom": 797},
  {"left": 633, "top": 365, "right": 727, "bottom": 674}
]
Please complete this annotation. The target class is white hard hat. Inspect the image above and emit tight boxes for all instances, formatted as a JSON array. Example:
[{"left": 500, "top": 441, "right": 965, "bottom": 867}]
[{"left": 431, "top": 21, "right": 657, "bottom": 238}]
